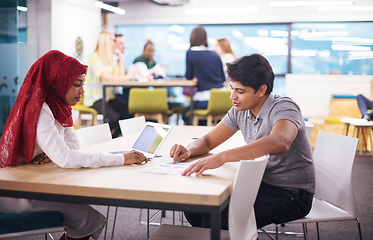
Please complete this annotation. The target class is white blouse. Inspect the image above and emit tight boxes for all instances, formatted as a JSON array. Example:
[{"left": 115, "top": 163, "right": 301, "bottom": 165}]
[{"left": 33, "top": 103, "right": 124, "bottom": 168}]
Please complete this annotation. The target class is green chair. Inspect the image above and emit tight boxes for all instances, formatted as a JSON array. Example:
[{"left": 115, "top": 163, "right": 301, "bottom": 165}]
[
  {"left": 192, "top": 89, "right": 232, "bottom": 126},
  {"left": 72, "top": 94, "right": 100, "bottom": 129},
  {"left": 128, "top": 88, "right": 173, "bottom": 124}
]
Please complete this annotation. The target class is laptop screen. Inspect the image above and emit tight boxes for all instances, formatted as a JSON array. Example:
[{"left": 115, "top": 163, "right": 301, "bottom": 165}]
[{"left": 131, "top": 123, "right": 172, "bottom": 155}]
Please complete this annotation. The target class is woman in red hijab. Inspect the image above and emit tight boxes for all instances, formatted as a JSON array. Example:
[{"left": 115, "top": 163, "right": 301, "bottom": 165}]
[{"left": 0, "top": 50, "right": 148, "bottom": 240}]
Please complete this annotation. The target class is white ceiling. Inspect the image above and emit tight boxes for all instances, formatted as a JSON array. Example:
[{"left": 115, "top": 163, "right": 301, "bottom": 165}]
[{"left": 105, "top": 0, "right": 373, "bottom": 26}]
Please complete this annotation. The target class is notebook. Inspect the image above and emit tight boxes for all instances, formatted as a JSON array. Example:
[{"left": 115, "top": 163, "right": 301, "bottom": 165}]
[{"left": 109, "top": 122, "right": 172, "bottom": 158}]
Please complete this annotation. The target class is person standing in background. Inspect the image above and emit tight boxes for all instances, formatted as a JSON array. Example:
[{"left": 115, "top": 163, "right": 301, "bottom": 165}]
[
  {"left": 214, "top": 38, "right": 237, "bottom": 87},
  {"left": 85, "top": 31, "right": 136, "bottom": 138},
  {"left": 182, "top": 26, "right": 225, "bottom": 125}
]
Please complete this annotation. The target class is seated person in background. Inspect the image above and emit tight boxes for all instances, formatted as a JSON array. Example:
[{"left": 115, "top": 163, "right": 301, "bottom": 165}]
[
  {"left": 214, "top": 38, "right": 237, "bottom": 87},
  {"left": 85, "top": 31, "right": 136, "bottom": 138},
  {"left": 170, "top": 54, "right": 315, "bottom": 230},
  {"left": 356, "top": 94, "right": 373, "bottom": 121},
  {"left": 0, "top": 50, "right": 148, "bottom": 240},
  {"left": 132, "top": 39, "right": 165, "bottom": 80},
  {"left": 182, "top": 26, "right": 225, "bottom": 125},
  {"left": 114, "top": 33, "right": 134, "bottom": 115}
]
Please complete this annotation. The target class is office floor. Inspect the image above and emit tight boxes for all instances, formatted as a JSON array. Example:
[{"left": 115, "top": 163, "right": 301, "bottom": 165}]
[{"left": 9, "top": 151, "right": 373, "bottom": 240}]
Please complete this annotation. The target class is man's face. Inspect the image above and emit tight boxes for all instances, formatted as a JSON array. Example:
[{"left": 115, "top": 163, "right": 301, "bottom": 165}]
[
  {"left": 229, "top": 80, "right": 266, "bottom": 113},
  {"left": 115, "top": 36, "right": 125, "bottom": 53}
]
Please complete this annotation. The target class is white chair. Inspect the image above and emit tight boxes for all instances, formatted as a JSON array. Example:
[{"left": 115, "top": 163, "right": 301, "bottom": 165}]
[
  {"left": 149, "top": 155, "right": 269, "bottom": 240},
  {"left": 277, "top": 131, "right": 362, "bottom": 240},
  {"left": 304, "top": 121, "right": 314, "bottom": 138},
  {"left": 75, "top": 123, "right": 112, "bottom": 148},
  {"left": 118, "top": 116, "right": 146, "bottom": 137},
  {"left": 75, "top": 123, "right": 112, "bottom": 240}
]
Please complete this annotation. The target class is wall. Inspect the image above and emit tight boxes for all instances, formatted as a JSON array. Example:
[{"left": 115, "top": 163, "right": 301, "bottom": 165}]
[
  {"left": 286, "top": 74, "right": 373, "bottom": 117},
  {"left": 51, "top": 0, "right": 101, "bottom": 64}
]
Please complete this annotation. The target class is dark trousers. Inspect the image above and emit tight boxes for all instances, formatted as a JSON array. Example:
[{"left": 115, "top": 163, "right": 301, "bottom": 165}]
[
  {"left": 91, "top": 95, "right": 133, "bottom": 138},
  {"left": 184, "top": 181, "right": 312, "bottom": 230},
  {"left": 182, "top": 100, "right": 208, "bottom": 125},
  {"left": 356, "top": 94, "right": 373, "bottom": 117}
]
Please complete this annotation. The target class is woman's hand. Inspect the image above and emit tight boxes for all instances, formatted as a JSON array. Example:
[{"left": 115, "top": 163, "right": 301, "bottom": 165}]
[
  {"left": 123, "top": 150, "right": 148, "bottom": 165},
  {"left": 31, "top": 153, "right": 52, "bottom": 165},
  {"left": 170, "top": 144, "right": 191, "bottom": 163}
]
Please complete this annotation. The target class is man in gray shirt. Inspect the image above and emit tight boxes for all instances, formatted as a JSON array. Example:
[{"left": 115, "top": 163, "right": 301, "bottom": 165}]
[{"left": 170, "top": 54, "right": 315, "bottom": 229}]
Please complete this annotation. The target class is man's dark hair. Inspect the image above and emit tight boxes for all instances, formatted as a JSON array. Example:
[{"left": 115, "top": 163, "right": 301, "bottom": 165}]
[{"left": 227, "top": 54, "right": 274, "bottom": 95}]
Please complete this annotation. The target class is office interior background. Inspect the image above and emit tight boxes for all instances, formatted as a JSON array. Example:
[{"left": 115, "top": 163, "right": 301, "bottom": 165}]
[{"left": 1, "top": 0, "right": 373, "bottom": 134}]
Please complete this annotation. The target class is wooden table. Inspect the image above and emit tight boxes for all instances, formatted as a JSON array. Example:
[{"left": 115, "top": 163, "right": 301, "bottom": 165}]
[
  {"left": 102, "top": 79, "right": 198, "bottom": 123},
  {"left": 0, "top": 126, "right": 246, "bottom": 239}
]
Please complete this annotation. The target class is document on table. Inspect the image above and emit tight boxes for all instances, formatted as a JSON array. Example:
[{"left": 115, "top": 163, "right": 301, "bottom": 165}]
[{"left": 140, "top": 162, "right": 190, "bottom": 175}]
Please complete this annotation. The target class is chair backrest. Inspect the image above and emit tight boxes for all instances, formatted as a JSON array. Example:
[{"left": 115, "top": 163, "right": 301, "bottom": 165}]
[
  {"left": 305, "top": 121, "right": 314, "bottom": 138},
  {"left": 229, "top": 155, "right": 269, "bottom": 240},
  {"left": 313, "top": 131, "right": 359, "bottom": 217},
  {"left": 119, "top": 116, "right": 146, "bottom": 137},
  {"left": 207, "top": 89, "right": 232, "bottom": 115},
  {"left": 75, "top": 123, "right": 112, "bottom": 148},
  {"left": 0, "top": 211, "right": 66, "bottom": 239},
  {"left": 128, "top": 88, "right": 168, "bottom": 114}
]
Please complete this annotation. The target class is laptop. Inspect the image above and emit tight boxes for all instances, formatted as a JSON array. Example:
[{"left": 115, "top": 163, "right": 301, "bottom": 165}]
[{"left": 109, "top": 122, "right": 172, "bottom": 158}]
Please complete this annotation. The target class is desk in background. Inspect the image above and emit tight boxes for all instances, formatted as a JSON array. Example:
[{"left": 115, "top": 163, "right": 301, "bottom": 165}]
[
  {"left": 102, "top": 79, "right": 198, "bottom": 124},
  {"left": 0, "top": 126, "right": 246, "bottom": 240}
]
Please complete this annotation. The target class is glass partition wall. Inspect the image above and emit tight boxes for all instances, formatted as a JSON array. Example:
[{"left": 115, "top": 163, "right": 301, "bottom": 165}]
[{"left": 117, "top": 22, "right": 373, "bottom": 96}]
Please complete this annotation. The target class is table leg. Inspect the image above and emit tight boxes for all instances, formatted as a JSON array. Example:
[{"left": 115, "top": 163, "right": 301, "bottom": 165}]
[
  {"left": 343, "top": 123, "right": 350, "bottom": 136},
  {"left": 210, "top": 207, "right": 221, "bottom": 240},
  {"left": 102, "top": 86, "right": 106, "bottom": 120}
]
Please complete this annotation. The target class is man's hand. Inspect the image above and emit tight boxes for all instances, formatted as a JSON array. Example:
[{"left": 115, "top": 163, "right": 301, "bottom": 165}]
[
  {"left": 170, "top": 144, "right": 190, "bottom": 163},
  {"left": 31, "top": 153, "right": 52, "bottom": 165},
  {"left": 182, "top": 154, "right": 225, "bottom": 176},
  {"left": 123, "top": 150, "right": 148, "bottom": 165}
]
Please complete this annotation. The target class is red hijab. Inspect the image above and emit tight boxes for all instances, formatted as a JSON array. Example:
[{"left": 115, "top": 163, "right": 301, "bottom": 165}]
[{"left": 0, "top": 50, "right": 87, "bottom": 168}]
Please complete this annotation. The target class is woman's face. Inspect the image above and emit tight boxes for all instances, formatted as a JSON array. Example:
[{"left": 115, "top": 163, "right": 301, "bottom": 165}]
[
  {"left": 144, "top": 44, "right": 155, "bottom": 60},
  {"left": 65, "top": 74, "right": 85, "bottom": 106}
]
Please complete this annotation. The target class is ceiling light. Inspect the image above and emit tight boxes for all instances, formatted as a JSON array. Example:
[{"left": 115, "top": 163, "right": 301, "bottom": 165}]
[
  {"left": 318, "top": 6, "right": 373, "bottom": 11},
  {"left": 17, "top": 6, "right": 28, "bottom": 12},
  {"left": 95, "top": 1, "right": 125, "bottom": 15},
  {"left": 184, "top": 6, "right": 259, "bottom": 14},
  {"left": 269, "top": 1, "right": 354, "bottom": 7}
]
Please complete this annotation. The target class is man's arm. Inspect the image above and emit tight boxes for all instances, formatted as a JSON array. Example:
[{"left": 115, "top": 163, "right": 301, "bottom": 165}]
[
  {"left": 183, "top": 119, "right": 298, "bottom": 176},
  {"left": 170, "top": 122, "right": 236, "bottom": 162}
]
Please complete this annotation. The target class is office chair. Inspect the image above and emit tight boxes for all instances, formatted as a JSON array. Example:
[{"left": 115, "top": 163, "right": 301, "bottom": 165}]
[
  {"left": 149, "top": 155, "right": 269, "bottom": 240},
  {"left": 75, "top": 123, "right": 112, "bottom": 240},
  {"left": 72, "top": 94, "right": 101, "bottom": 128},
  {"left": 0, "top": 211, "right": 67, "bottom": 240},
  {"left": 75, "top": 123, "right": 112, "bottom": 148},
  {"left": 276, "top": 131, "right": 362, "bottom": 240},
  {"left": 192, "top": 89, "right": 232, "bottom": 126},
  {"left": 128, "top": 88, "right": 173, "bottom": 124}
]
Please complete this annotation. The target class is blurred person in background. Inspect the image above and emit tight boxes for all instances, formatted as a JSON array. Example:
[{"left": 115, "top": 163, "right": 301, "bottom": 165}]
[
  {"left": 182, "top": 26, "right": 225, "bottom": 125},
  {"left": 85, "top": 31, "right": 136, "bottom": 138},
  {"left": 214, "top": 38, "right": 237, "bottom": 87},
  {"left": 132, "top": 39, "right": 166, "bottom": 80}
]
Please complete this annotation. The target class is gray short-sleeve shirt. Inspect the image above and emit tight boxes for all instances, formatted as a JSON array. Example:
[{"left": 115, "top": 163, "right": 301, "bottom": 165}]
[{"left": 221, "top": 93, "right": 315, "bottom": 194}]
